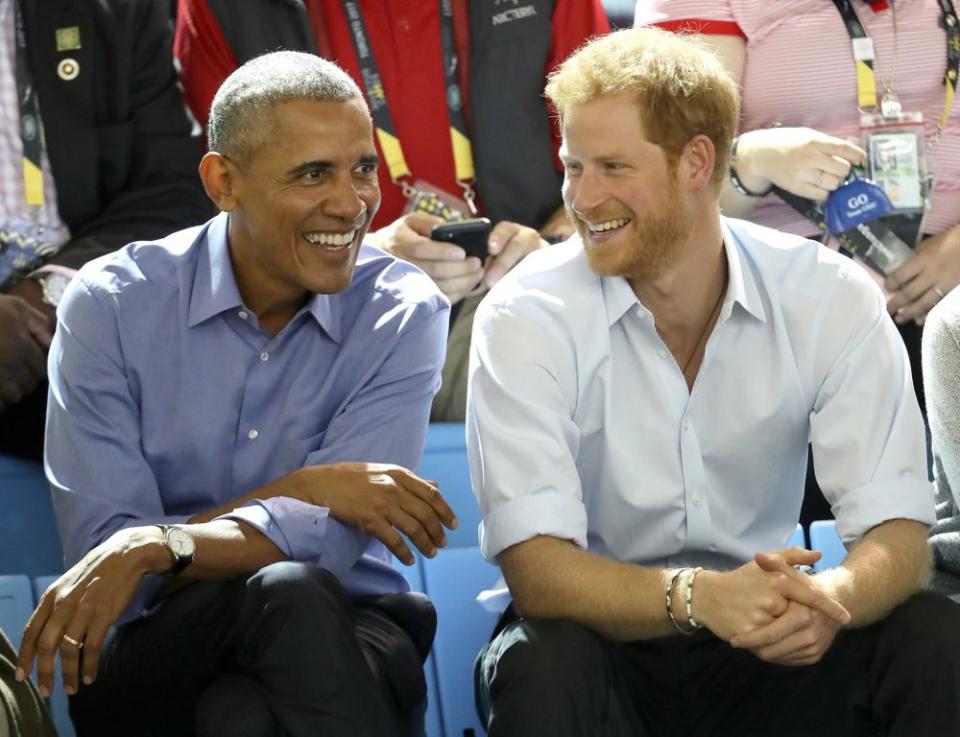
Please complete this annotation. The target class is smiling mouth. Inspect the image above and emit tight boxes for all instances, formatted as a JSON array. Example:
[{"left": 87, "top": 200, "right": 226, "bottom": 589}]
[
  {"left": 585, "top": 217, "right": 631, "bottom": 235},
  {"left": 302, "top": 229, "right": 359, "bottom": 250}
]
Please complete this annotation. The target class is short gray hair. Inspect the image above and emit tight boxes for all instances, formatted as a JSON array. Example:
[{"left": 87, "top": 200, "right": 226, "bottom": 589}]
[{"left": 207, "top": 51, "right": 365, "bottom": 165}]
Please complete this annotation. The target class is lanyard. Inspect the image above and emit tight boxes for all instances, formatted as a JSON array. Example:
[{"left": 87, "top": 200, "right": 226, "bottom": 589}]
[
  {"left": 832, "top": 0, "right": 959, "bottom": 131},
  {"left": 13, "top": 0, "right": 43, "bottom": 207},
  {"left": 340, "top": 0, "right": 477, "bottom": 212}
]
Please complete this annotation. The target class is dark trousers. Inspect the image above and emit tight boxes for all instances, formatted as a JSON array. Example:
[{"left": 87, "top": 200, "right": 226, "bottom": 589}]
[
  {"left": 70, "top": 561, "right": 435, "bottom": 737},
  {"left": 477, "top": 592, "right": 960, "bottom": 737}
]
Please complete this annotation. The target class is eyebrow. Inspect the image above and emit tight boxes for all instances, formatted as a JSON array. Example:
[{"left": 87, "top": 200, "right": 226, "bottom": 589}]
[{"left": 286, "top": 155, "right": 379, "bottom": 178}]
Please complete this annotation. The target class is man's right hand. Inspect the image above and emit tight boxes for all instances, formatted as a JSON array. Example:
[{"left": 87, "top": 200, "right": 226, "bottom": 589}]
[
  {"left": 692, "top": 547, "right": 850, "bottom": 642},
  {"left": 0, "top": 293, "right": 53, "bottom": 410},
  {"left": 368, "top": 212, "right": 485, "bottom": 305},
  {"left": 293, "top": 462, "right": 458, "bottom": 566}
]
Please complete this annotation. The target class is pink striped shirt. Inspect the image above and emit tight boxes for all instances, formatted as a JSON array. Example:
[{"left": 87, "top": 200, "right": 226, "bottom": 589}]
[{"left": 635, "top": 0, "right": 960, "bottom": 237}]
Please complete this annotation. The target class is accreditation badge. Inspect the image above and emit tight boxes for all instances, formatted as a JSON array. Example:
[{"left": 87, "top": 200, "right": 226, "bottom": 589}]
[
  {"left": 860, "top": 111, "right": 930, "bottom": 215},
  {"left": 402, "top": 179, "right": 470, "bottom": 223}
]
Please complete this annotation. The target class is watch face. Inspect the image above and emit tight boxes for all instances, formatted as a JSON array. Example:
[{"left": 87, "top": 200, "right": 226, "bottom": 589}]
[{"left": 167, "top": 528, "right": 195, "bottom": 557}]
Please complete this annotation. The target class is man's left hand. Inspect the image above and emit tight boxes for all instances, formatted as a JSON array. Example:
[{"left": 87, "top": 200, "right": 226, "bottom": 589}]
[
  {"left": 885, "top": 225, "right": 960, "bottom": 325},
  {"left": 481, "top": 221, "right": 547, "bottom": 290},
  {"left": 729, "top": 551, "right": 844, "bottom": 666}
]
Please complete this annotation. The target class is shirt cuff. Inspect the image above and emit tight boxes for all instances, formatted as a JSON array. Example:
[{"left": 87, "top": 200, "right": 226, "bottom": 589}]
[
  {"left": 480, "top": 491, "right": 588, "bottom": 559},
  {"left": 833, "top": 476, "right": 936, "bottom": 543},
  {"left": 218, "top": 497, "right": 370, "bottom": 577}
]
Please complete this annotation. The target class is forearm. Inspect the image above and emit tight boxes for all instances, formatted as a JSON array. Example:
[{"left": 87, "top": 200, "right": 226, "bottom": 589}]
[
  {"left": 86, "top": 520, "right": 286, "bottom": 583},
  {"left": 499, "top": 535, "right": 674, "bottom": 641},
  {"left": 187, "top": 468, "right": 309, "bottom": 524},
  {"left": 817, "top": 518, "right": 932, "bottom": 626}
]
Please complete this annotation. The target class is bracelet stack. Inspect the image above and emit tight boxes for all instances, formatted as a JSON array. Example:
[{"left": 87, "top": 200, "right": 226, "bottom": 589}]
[
  {"left": 729, "top": 135, "right": 772, "bottom": 198},
  {"left": 665, "top": 567, "right": 705, "bottom": 635}
]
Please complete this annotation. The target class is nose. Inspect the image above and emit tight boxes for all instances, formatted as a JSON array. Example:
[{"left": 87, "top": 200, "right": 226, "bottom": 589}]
[
  {"left": 322, "top": 172, "right": 367, "bottom": 224},
  {"left": 565, "top": 167, "right": 605, "bottom": 218}
]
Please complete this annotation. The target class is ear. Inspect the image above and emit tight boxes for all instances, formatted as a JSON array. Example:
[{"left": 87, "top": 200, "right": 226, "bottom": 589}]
[
  {"left": 678, "top": 134, "right": 717, "bottom": 193},
  {"left": 199, "top": 152, "right": 240, "bottom": 212}
]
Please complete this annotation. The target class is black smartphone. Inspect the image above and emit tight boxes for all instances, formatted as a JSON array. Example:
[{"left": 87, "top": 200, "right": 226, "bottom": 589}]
[{"left": 430, "top": 218, "right": 492, "bottom": 261}]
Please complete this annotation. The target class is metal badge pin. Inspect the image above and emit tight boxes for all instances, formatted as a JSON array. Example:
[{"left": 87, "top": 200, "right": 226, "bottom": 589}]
[
  {"left": 56, "top": 58, "right": 79, "bottom": 81},
  {"left": 55, "top": 26, "right": 81, "bottom": 51}
]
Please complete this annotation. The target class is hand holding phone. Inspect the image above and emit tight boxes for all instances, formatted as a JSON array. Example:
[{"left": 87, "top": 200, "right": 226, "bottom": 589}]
[{"left": 430, "top": 218, "right": 492, "bottom": 261}]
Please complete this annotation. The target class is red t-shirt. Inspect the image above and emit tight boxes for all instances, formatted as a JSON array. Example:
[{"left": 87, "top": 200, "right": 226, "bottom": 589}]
[{"left": 174, "top": 0, "right": 609, "bottom": 229}]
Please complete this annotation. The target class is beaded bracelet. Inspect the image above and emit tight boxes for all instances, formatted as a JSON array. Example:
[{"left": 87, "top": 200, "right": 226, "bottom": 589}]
[
  {"left": 665, "top": 568, "right": 698, "bottom": 635},
  {"left": 729, "top": 136, "right": 772, "bottom": 198},
  {"left": 683, "top": 567, "right": 705, "bottom": 631}
]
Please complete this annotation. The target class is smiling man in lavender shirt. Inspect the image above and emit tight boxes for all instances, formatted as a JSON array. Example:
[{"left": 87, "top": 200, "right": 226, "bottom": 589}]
[{"left": 15, "top": 51, "right": 454, "bottom": 737}]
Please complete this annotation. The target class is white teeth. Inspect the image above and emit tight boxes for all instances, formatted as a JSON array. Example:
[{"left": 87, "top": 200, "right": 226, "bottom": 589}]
[
  {"left": 303, "top": 230, "right": 357, "bottom": 247},
  {"left": 587, "top": 218, "right": 629, "bottom": 233}
]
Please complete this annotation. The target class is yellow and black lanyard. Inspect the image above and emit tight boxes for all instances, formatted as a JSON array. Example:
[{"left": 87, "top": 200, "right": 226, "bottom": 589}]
[
  {"left": 13, "top": 0, "right": 43, "bottom": 207},
  {"left": 339, "top": 0, "right": 478, "bottom": 214},
  {"left": 831, "top": 0, "right": 959, "bottom": 131}
]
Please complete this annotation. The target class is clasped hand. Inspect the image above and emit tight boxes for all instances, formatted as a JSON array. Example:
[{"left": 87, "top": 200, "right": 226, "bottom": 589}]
[
  {"left": 369, "top": 212, "right": 546, "bottom": 304},
  {"left": 696, "top": 547, "right": 850, "bottom": 666}
]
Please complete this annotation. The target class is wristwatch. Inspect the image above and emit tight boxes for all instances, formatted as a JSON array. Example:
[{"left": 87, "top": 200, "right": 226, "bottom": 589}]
[
  {"left": 155, "top": 524, "right": 195, "bottom": 576},
  {"left": 35, "top": 271, "right": 72, "bottom": 308}
]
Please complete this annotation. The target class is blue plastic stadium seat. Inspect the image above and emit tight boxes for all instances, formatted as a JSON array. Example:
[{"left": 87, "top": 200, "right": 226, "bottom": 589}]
[
  {"left": 0, "top": 575, "right": 33, "bottom": 649},
  {"left": 0, "top": 455, "right": 63, "bottom": 577},
  {"left": 32, "top": 577, "right": 75, "bottom": 737},
  {"left": 421, "top": 547, "right": 502, "bottom": 737},
  {"left": 394, "top": 559, "right": 443, "bottom": 737},
  {"left": 809, "top": 520, "right": 846, "bottom": 571},
  {"left": 418, "top": 424, "right": 480, "bottom": 549}
]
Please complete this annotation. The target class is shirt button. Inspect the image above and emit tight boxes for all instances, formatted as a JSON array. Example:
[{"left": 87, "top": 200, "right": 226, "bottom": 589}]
[
  {"left": 637, "top": 307, "right": 646, "bottom": 319},
  {"left": 247, "top": 429, "right": 259, "bottom": 440},
  {"left": 238, "top": 310, "right": 248, "bottom": 320},
  {"left": 657, "top": 348, "right": 668, "bottom": 359},
  {"left": 693, "top": 495, "right": 702, "bottom": 506},
  {"left": 683, "top": 421, "right": 689, "bottom": 432},
  {"left": 260, "top": 352, "right": 269, "bottom": 362}
]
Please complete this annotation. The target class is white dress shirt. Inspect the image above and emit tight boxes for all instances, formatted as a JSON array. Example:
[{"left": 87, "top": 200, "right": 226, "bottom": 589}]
[{"left": 468, "top": 217, "right": 934, "bottom": 576}]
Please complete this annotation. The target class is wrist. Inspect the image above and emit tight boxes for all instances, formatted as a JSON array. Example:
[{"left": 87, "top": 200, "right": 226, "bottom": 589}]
[
  {"left": 689, "top": 569, "right": 721, "bottom": 631},
  {"left": 813, "top": 566, "right": 855, "bottom": 623},
  {"left": 123, "top": 526, "right": 174, "bottom": 576},
  {"left": 730, "top": 133, "right": 773, "bottom": 197}
]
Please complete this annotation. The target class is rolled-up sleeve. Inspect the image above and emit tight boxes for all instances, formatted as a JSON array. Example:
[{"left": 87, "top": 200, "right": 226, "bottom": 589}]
[
  {"left": 468, "top": 289, "right": 587, "bottom": 559},
  {"left": 809, "top": 269, "right": 935, "bottom": 543}
]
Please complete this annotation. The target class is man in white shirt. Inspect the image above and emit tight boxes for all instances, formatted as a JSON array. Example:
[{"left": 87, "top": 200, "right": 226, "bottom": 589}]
[{"left": 468, "top": 27, "right": 960, "bottom": 737}]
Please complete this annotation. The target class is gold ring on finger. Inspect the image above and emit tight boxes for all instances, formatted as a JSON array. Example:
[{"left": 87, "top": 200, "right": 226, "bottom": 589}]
[
  {"left": 815, "top": 171, "right": 824, "bottom": 189},
  {"left": 62, "top": 633, "right": 84, "bottom": 649},
  {"left": 934, "top": 286, "right": 946, "bottom": 300}
]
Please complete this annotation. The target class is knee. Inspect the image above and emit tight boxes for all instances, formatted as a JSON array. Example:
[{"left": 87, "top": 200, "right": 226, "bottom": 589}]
[
  {"left": 246, "top": 561, "right": 347, "bottom": 613},
  {"left": 882, "top": 592, "right": 960, "bottom": 669},
  {"left": 484, "top": 618, "right": 607, "bottom": 696}
]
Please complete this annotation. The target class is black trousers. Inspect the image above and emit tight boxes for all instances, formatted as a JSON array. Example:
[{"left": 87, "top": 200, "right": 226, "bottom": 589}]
[
  {"left": 70, "top": 561, "right": 435, "bottom": 737},
  {"left": 477, "top": 592, "right": 960, "bottom": 737}
]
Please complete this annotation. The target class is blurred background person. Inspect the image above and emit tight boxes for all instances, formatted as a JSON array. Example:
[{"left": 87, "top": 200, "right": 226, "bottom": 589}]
[{"left": 0, "top": 0, "right": 209, "bottom": 461}]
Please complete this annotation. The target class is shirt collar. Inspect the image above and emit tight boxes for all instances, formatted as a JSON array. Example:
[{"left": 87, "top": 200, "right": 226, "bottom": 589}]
[
  {"left": 188, "top": 212, "right": 342, "bottom": 342},
  {"left": 599, "top": 221, "right": 768, "bottom": 328},
  {"left": 721, "top": 219, "right": 767, "bottom": 323}
]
